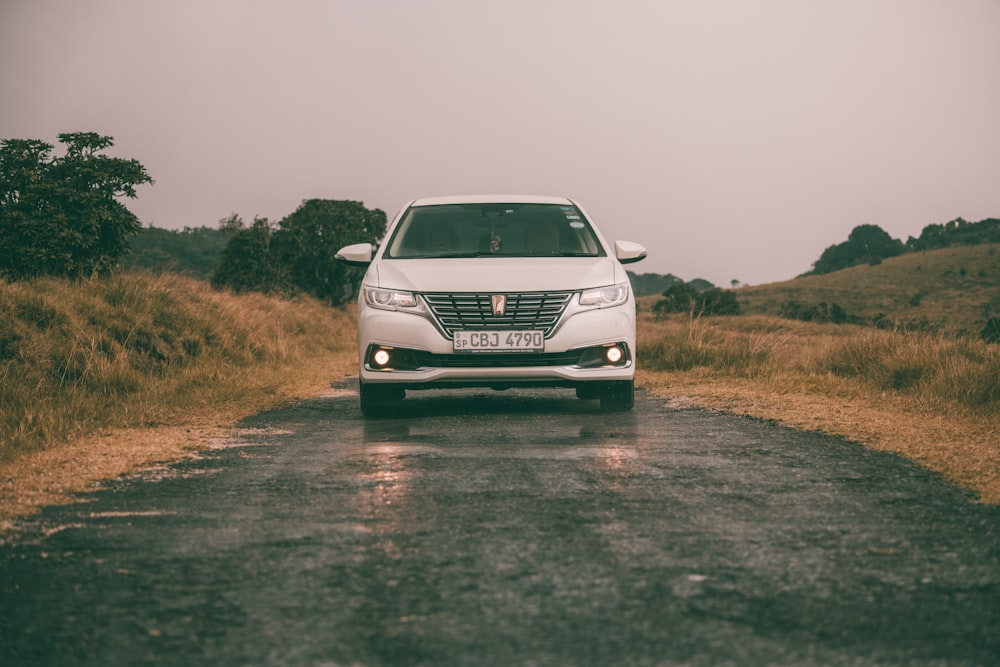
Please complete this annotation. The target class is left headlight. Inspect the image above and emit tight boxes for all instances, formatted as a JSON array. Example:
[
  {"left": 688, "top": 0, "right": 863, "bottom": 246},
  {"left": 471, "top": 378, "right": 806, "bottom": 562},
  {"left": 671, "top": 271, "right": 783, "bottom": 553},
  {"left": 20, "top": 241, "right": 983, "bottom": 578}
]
[
  {"left": 579, "top": 282, "right": 630, "bottom": 308},
  {"left": 364, "top": 286, "right": 419, "bottom": 310}
]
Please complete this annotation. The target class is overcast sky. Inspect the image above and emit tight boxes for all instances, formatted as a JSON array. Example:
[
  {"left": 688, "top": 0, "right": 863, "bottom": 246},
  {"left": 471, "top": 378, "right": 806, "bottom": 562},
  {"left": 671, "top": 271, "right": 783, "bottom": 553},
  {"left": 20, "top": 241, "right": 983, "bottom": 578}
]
[{"left": 2, "top": 0, "right": 998, "bottom": 286}]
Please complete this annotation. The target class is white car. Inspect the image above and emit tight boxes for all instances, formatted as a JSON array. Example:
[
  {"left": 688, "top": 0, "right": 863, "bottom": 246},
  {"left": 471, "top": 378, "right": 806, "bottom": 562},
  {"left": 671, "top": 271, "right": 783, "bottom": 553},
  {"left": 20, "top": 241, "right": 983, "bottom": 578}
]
[{"left": 336, "top": 195, "right": 647, "bottom": 416}]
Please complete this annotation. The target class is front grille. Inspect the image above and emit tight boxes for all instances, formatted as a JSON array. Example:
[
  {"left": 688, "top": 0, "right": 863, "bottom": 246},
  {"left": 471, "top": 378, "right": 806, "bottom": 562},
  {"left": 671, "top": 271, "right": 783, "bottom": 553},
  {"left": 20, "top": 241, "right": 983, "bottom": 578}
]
[{"left": 421, "top": 291, "right": 573, "bottom": 338}]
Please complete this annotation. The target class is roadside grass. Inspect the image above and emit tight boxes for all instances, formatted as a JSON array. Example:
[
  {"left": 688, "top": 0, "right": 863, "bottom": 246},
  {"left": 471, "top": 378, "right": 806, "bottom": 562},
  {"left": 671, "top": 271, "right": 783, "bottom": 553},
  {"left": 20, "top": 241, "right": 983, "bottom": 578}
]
[
  {"left": 0, "top": 272, "right": 357, "bottom": 525},
  {"left": 636, "top": 309, "right": 1000, "bottom": 502},
  {"left": 736, "top": 243, "right": 1000, "bottom": 336},
  {"left": 0, "top": 272, "right": 357, "bottom": 462}
]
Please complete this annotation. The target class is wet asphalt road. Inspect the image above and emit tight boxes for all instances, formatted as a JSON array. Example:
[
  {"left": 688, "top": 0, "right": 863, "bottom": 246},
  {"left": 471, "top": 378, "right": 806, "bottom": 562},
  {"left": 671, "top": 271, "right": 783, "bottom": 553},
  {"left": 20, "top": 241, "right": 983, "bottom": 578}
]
[{"left": 1, "top": 383, "right": 999, "bottom": 666}]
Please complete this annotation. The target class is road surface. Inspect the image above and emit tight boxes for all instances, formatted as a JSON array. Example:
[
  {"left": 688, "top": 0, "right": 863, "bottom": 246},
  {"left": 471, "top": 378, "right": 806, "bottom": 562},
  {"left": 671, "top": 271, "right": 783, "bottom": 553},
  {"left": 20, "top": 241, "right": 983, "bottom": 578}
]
[{"left": 2, "top": 383, "right": 999, "bottom": 665}]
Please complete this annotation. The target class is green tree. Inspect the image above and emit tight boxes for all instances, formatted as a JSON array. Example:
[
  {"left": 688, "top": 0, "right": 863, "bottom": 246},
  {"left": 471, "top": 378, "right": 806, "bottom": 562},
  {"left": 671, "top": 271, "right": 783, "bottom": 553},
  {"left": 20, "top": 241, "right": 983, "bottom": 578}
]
[
  {"left": 810, "top": 224, "right": 903, "bottom": 275},
  {"left": 272, "top": 199, "right": 386, "bottom": 305},
  {"left": 212, "top": 200, "right": 386, "bottom": 305},
  {"left": 848, "top": 224, "right": 904, "bottom": 260},
  {"left": 211, "top": 217, "right": 280, "bottom": 293},
  {"left": 218, "top": 212, "right": 246, "bottom": 235},
  {"left": 907, "top": 217, "right": 1000, "bottom": 250},
  {"left": 0, "top": 132, "right": 153, "bottom": 279}
]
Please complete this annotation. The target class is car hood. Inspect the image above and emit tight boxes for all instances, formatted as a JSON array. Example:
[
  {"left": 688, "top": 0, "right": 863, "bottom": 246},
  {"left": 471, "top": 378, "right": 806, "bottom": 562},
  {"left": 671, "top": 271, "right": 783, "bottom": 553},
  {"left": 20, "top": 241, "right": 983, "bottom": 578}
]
[{"left": 370, "top": 257, "right": 624, "bottom": 293}]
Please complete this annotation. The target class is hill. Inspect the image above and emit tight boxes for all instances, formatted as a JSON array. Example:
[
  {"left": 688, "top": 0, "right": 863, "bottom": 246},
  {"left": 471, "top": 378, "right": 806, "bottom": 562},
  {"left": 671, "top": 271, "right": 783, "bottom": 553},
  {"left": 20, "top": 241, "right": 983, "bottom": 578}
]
[{"left": 735, "top": 243, "right": 1000, "bottom": 336}]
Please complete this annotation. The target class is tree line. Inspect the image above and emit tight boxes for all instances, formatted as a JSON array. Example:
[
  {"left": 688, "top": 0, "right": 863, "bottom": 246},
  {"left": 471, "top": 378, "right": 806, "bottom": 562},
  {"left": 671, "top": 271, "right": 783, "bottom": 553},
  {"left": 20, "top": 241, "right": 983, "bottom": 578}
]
[
  {"left": 0, "top": 132, "right": 386, "bottom": 306},
  {"left": 809, "top": 218, "right": 1000, "bottom": 276},
  {"left": 6, "top": 131, "right": 996, "bottom": 309},
  {"left": 210, "top": 200, "right": 385, "bottom": 306}
]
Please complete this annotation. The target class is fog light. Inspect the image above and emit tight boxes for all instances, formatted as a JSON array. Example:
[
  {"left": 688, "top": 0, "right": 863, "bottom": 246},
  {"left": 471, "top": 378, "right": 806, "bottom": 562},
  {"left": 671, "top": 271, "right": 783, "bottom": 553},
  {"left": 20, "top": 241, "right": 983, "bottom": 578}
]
[
  {"left": 606, "top": 346, "right": 624, "bottom": 364},
  {"left": 373, "top": 349, "right": 391, "bottom": 367}
]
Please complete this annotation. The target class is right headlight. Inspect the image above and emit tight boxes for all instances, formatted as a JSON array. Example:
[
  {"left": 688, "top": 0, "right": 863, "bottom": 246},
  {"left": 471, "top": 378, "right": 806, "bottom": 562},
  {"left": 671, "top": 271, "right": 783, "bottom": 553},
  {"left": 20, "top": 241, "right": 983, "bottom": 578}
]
[
  {"left": 363, "top": 286, "right": 419, "bottom": 311},
  {"left": 579, "top": 282, "right": 630, "bottom": 308}
]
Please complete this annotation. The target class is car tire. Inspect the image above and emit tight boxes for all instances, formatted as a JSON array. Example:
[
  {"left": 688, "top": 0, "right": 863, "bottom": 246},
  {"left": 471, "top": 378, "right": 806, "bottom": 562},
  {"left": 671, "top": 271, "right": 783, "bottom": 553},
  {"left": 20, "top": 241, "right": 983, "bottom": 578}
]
[
  {"left": 360, "top": 381, "right": 404, "bottom": 417},
  {"left": 600, "top": 380, "right": 634, "bottom": 412}
]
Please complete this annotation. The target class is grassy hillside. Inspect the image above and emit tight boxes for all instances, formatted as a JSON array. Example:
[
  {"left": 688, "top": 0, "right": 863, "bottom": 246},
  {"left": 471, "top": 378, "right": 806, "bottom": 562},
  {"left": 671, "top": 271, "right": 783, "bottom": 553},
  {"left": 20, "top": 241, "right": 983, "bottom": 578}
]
[
  {"left": 0, "top": 272, "right": 355, "bottom": 463},
  {"left": 734, "top": 243, "right": 1000, "bottom": 336}
]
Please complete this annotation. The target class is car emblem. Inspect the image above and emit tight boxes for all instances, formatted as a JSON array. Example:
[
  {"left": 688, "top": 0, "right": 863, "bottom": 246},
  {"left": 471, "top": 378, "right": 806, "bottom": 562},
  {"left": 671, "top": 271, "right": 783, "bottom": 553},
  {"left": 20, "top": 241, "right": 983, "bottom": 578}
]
[{"left": 491, "top": 294, "right": 507, "bottom": 317}]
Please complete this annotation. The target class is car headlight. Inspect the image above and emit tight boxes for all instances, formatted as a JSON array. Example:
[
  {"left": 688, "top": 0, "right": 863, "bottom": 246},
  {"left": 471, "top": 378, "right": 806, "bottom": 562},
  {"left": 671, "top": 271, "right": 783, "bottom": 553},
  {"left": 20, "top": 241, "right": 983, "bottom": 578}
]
[
  {"left": 579, "top": 282, "right": 630, "bottom": 308},
  {"left": 364, "top": 286, "right": 418, "bottom": 310}
]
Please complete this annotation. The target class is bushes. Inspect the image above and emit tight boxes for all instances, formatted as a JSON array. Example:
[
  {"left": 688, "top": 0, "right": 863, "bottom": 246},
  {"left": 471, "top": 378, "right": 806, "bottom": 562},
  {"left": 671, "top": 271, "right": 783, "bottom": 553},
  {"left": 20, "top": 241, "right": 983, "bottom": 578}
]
[
  {"left": 778, "top": 300, "right": 853, "bottom": 324},
  {"left": 212, "top": 200, "right": 386, "bottom": 305},
  {"left": 981, "top": 317, "right": 1000, "bottom": 344},
  {"left": 653, "top": 283, "right": 740, "bottom": 316}
]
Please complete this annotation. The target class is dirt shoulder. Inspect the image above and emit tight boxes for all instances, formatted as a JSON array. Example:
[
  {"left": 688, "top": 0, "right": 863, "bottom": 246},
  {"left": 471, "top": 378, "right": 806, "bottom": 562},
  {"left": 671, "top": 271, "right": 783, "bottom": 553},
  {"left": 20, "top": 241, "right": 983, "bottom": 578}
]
[
  {"left": 3, "top": 373, "right": 997, "bottom": 538},
  {"left": 0, "top": 377, "right": 353, "bottom": 538},
  {"left": 639, "top": 370, "right": 1000, "bottom": 504}
]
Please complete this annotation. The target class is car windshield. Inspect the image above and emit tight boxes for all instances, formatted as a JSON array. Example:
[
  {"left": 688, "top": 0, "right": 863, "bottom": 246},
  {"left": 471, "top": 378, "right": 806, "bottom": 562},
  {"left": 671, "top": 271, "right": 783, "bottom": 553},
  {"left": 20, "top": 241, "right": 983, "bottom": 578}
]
[{"left": 383, "top": 203, "right": 606, "bottom": 259}]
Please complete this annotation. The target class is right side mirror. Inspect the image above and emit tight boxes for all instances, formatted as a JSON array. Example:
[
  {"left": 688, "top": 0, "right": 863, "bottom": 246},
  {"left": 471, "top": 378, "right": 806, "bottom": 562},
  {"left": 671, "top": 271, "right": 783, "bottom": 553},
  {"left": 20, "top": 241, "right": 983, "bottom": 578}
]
[{"left": 614, "top": 240, "right": 647, "bottom": 265}]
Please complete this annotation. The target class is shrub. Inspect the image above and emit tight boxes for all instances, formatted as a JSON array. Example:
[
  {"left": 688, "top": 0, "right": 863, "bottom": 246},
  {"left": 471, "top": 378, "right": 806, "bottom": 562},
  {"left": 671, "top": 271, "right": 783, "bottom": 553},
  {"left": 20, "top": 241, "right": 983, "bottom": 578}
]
[
  {"left": 778, "top": 300, "right": 850, "bottom": 324},
  {"left": 981, "top": 317, "right": 1000, "bottom": 344},
  {"left": 654, "top": 284, "right": 740, "bottom": 316},
  {"left": 212, "top": 199, "right": 386, "bottom": 305}
]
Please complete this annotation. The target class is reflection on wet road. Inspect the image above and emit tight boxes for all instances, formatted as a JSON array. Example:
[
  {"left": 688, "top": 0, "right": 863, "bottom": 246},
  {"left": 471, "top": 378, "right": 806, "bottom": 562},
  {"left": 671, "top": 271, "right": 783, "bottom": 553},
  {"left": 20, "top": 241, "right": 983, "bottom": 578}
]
[{"left": 2, "top": 384, "right": 999, "bottom": 666}]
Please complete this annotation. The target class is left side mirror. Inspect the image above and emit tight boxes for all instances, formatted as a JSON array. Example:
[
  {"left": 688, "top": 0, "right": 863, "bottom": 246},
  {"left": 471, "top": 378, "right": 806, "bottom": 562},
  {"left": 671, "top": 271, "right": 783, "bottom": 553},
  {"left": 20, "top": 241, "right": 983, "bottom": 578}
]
[
  {"left": 614, "top": 240, "right": 647, "bottom": 265},
  {"left": 336, "top": 242, "right": 375, "bottom": 266}
]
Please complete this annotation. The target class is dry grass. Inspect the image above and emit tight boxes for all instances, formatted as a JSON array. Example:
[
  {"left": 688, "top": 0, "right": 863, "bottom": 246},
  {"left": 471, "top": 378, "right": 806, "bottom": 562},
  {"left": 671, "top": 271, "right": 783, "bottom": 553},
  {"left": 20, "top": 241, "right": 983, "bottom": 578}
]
[
  {"left": 0, "top": 273, "right": 357, "bottom": 530},
  {"left": 637, "top": 310, "right": 1000, "bottom": 503},
  {"left": 735, "top": 242, "right": 1000, "bottom": 336}
]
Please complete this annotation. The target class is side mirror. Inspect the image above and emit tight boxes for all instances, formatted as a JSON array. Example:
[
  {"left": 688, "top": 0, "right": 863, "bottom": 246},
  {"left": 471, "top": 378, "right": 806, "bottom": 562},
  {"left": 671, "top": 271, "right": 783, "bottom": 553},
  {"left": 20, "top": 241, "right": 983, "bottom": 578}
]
[
  {"left": 614, "top": 240, "right": 647, "bottom": 265},
  {"left": 335, "top": 242, "right": 375, "bottom": 266}
]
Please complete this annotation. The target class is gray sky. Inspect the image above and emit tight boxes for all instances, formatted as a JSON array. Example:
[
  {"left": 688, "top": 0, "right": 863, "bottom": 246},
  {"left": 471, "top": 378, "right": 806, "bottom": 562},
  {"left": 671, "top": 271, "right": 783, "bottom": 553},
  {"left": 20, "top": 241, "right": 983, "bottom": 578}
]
[{"left": 2, "top": 0, "right": 998, "bottom": 286}]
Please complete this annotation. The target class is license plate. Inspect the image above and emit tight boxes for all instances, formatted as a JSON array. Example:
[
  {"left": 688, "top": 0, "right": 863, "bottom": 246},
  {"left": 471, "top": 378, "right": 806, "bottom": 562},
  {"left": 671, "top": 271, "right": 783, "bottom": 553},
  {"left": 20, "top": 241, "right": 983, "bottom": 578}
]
[{"left": 453, "top": 330, "right": 544, "bottom": 353}]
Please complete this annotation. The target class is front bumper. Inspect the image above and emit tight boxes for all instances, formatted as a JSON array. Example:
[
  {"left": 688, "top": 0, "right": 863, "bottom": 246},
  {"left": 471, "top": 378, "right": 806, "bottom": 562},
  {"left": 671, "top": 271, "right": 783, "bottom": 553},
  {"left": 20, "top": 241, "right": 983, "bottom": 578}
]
[{"left": 357, "top": 301, "right": 636, "bottom": 389}]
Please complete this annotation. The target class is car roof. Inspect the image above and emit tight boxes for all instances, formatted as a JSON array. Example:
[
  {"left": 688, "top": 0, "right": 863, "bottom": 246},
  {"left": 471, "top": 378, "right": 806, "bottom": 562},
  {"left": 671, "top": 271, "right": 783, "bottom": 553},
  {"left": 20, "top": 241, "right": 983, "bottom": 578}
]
[{"left": 410, "top": 194, "right": 575, "bottom": 207}]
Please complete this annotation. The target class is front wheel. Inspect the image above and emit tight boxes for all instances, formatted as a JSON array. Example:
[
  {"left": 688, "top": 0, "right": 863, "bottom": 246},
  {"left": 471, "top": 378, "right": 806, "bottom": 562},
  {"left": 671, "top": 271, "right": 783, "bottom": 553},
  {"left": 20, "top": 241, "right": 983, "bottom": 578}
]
[
  {"left": 359, "top": 381, "right": 404, "bottom": 417},
  {"left": 600, "top": 380, "right": 634, "bottom": 412}
]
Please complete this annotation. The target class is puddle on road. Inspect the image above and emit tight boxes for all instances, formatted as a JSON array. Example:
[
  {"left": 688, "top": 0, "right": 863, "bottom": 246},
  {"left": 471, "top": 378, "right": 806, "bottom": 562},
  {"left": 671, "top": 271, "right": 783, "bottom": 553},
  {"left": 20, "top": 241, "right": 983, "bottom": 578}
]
[
  {"left": 350, "top": 443, "right": 641, "bottom": 462},
  {"left": 360, "top": 445, "right": 444, "bottom": 457},
  {"left": 554, "top": 446, "right": 640, "bottom": 461}
]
